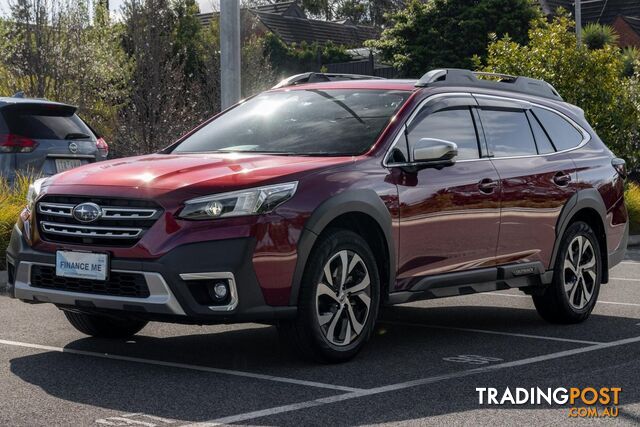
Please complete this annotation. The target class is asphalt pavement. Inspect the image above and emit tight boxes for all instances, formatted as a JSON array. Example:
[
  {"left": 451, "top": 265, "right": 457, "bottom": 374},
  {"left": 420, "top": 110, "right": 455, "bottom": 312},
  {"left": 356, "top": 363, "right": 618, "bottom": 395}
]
[{"left": 1, "top": 251, "right": 639, "bottom": 426}]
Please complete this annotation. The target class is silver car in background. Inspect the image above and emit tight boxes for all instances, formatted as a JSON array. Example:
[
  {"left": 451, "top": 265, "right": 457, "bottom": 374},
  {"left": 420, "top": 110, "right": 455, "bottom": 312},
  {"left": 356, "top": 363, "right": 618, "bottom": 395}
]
[{"left": 0, "top": 95, "right": 107, "bottom": 184}]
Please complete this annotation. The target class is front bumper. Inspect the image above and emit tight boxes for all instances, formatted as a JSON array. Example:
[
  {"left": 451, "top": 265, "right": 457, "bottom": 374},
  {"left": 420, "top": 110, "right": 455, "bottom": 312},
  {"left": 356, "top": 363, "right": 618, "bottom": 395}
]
[{"left": 5, "top": 226, "right": 296, "bottom": 324}]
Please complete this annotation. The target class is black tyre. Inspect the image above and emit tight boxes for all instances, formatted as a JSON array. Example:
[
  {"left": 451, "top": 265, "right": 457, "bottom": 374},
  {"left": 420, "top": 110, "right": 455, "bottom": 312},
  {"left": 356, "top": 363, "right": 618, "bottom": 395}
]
[
  {"left": 63, "top": 311, "right": 148, "bottom": 338},
  {"left": 533, "top": 221, "right": 602, "bottom": 324},
  {"left": 279, "top": 229, "right": 380, "bottom": 363}
]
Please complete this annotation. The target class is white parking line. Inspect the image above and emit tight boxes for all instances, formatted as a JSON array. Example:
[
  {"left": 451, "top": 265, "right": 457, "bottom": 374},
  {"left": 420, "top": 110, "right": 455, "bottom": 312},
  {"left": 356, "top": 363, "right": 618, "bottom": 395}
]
[
  {"left": 0, "top": 339, "right": 362, "bottom": 393},
  {"left": 379, "top": 320, "right": 603, "bottom": 345},
  {"left": 610, "top": 277, "right": 640, "bottom": 282},
  {"left": 183, "top": 334, "right": 640, "bottom": 426},
  {"left": 488, "top": 292, "right": 640, "bottom": 308}
]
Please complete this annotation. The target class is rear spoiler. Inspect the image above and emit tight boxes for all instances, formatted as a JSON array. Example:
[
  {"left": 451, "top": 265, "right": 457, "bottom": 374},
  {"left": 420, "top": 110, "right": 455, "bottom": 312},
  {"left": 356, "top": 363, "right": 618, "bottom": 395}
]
[{"left": 2, "top": 102, "right": 77, "bottom": 117}]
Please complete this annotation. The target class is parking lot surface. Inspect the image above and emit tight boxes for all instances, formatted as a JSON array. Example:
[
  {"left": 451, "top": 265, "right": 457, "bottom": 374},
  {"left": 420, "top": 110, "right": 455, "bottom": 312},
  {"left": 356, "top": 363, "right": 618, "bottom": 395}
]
[{"left": 1, "top": 253, "right": 640, "bottom": 426}]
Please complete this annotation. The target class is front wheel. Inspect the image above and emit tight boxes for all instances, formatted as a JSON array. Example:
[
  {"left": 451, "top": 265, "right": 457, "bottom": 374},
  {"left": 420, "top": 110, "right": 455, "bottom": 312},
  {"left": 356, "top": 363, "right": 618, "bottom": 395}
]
[
  {"left": 279, "top": 229, "right": 380, "bottom": 363},
  {"left": 63, "top": 311, "right": 148, "bottom": 338},
  {"left": 533, "top": 221, "right": 602, "bottom": 324}
]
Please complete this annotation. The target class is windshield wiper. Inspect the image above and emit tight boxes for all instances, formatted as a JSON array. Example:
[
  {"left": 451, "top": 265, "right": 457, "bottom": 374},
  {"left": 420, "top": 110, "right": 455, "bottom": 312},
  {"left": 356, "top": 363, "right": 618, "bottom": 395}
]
[
  {"left": 65, "top": 132, "right": 91, "bottom": 140},
  {"left": 308, "top": 90, "right": 366, "bottom": 125}
]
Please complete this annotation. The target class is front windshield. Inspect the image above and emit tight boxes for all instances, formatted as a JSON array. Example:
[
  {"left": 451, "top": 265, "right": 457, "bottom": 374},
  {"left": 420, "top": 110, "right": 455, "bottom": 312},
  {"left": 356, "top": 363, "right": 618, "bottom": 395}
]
[{"left": 172, "top": 89, "right": 410, "bottom": 156}]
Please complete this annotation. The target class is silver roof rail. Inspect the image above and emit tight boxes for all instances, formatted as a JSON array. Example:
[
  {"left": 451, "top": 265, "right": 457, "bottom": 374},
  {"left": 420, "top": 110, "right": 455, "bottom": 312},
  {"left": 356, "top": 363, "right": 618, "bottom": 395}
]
[
  {"left": 416, "top": 68, "right": 563, "bottom": 101},
  {"left": 273, "top": 72, "right": 385, "bottom": 89}
]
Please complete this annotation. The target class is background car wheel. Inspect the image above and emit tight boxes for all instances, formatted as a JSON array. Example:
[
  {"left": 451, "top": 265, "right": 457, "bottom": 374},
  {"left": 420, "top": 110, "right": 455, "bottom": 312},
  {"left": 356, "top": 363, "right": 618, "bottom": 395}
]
[
  {"left": 63, "top": 311, "right": 148, "bottom": 338},
  {"left": 533, "top": 221, "right": 602, "bottom": 324},
  {"left": 279, "top": 229, "right": 380, "bottom": 363}
]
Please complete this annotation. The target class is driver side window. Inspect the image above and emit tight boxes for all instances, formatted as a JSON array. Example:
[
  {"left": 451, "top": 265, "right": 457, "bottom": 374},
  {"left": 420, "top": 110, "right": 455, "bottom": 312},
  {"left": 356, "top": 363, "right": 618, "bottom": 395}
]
[{"left": 407, "top": 108, "right": 480, "bottom": 161}]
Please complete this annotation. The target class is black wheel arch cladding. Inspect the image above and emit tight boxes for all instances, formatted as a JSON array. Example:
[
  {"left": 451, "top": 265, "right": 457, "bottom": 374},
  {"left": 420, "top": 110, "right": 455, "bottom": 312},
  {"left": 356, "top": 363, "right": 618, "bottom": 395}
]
[
  {"left": 289, "top": 189, "right": 396, "bottom": 305},
  {"left": 551, "top": 188, "right": 609, "bottom": 283}
]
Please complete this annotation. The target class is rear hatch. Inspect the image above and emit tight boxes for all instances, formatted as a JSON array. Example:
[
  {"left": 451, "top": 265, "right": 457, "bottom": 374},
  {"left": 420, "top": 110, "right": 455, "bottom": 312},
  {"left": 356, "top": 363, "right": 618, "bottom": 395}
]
[{"left": 1, "top": 102, "right": 98, "bottom": 179}]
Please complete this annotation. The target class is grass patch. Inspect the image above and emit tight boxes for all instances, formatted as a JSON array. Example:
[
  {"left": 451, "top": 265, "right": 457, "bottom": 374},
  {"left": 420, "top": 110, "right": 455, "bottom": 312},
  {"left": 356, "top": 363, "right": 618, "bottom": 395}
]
[
  {"left": 0, "top": 175, "right": 31, "bottom": 267},
  {"left": 626, "top": 182, "right": 640, "bottom": 235}
]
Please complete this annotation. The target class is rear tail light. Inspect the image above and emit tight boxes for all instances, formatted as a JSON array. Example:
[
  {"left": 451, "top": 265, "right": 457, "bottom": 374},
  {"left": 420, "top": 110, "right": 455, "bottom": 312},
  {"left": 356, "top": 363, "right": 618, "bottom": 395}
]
[
  {"left": 612, "top": 158, "right": 627, "bottom": 179},
  {"left": 0, "top": 134, "right": 38, "bottom": 153},
  {"left": 96, "top": 137, "right": 109, "bottom": 157}
]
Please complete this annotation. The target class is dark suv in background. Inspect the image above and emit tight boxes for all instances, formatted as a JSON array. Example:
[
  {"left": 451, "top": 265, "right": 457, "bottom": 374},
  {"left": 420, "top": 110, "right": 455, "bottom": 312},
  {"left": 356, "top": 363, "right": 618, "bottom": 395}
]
[
  {"left": 6, "top": 69, "right": 628, "bottom": 362},
  {"left": 0, "top": 95, "right": 107, "bottom": 184}
]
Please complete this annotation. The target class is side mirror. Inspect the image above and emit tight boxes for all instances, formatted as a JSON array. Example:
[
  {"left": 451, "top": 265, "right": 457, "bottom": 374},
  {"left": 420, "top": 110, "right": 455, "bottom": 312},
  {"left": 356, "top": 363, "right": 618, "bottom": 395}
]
[{"left": 412, "top": 138, "right": 458, "bottom": 166}]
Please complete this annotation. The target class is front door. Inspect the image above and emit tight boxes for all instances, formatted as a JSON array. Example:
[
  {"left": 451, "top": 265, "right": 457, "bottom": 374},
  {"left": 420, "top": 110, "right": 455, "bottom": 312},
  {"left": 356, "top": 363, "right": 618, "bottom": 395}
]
[{"left": 390, "top": 94, "right": 502, "bottom": 290}]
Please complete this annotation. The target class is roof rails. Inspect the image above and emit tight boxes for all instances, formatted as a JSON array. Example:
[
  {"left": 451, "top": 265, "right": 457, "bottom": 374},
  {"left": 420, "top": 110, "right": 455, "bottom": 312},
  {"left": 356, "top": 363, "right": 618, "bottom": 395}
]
[
  {"left": 273, "top": 72, "right": 384, "bottom": 89},
  {"left": 416, "top": 69, "right": 563, "bottom": 101}
]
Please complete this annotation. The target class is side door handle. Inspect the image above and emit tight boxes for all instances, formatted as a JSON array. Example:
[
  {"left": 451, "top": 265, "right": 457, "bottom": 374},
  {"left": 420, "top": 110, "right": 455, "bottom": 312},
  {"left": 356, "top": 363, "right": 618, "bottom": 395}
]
[
  {"left": 478, "top": 178, "right": 499, "bottom": 194},
  {"left": 553, "top": 172, "right": 572, "bottom": 187}
]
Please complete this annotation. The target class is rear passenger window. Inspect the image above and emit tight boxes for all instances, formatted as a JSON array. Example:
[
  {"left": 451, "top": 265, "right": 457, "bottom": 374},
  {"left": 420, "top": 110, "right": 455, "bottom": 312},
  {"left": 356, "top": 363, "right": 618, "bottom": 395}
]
[
  {"left": 480, "top": 109, "right": 537, "bottom": 157},
  {"left": 3, "top": 111, "right": 93, "bottom": 141},
  {"left": 527, "top": 110, "right": 555, "bottom": 154},
  {"left": 532, "top": 107, "right": 583, "bottom": 151},
  {"left": 407, "top": 108, "right": 480, "bottom": 160}
]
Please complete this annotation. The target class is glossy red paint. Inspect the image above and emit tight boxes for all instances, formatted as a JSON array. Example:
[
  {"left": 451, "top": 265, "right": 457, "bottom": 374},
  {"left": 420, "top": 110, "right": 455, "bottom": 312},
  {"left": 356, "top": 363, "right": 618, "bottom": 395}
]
[{"left": 19, "top": 80, "right": 628, "bottom": 310}]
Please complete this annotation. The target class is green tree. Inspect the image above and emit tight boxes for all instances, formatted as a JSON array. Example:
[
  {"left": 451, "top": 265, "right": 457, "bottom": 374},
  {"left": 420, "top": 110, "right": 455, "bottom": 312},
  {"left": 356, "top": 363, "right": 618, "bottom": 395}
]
[
  {"left": 173, "top": 0, "right": 205, "bottom": 78},
  {"left": 264, "top": 33, "right": 350, "bottom": 77},
  {"left": 582, "top": 23, "right": 619, "bottom": 50},
  {"left": 0, "top": 0, "right": 130, "bottom": 142},
  {"left": 366, "top": 0, "right": 540, "bottom": 77},
  {"left": 478, "top": 14, "right": 640, "bottom": 168}
]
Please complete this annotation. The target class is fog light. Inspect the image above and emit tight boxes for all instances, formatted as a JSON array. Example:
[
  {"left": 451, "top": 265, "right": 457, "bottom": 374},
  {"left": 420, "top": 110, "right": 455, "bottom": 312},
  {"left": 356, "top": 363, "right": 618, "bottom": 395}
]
[{"left": 210, "top": 281, "right": 229, "bottom": 301}]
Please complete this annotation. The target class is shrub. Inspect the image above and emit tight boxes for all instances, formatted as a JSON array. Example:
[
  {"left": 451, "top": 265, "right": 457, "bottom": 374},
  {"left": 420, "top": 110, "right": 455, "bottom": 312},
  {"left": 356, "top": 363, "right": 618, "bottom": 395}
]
[
  {"left": 626, "top": 182, "right": 640, "bottom": 234},
  {"left": 478, "top": 13, "right": 640, "bottom": 169},
  {"left": 0, "top": 175, "right": 31, "bottom": 267},
  {"left": 583, "top": 23, "right": 619, "bottom": 50}
]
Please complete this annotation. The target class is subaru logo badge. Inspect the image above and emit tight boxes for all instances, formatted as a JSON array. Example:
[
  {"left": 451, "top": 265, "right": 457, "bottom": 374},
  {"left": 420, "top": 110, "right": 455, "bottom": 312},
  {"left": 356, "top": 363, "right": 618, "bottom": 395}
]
[
  {"left": 72, "top": 202, "right": 102, "bottom": 223},
  {"left": 68, "top": 142, "right": 78, "bottom": 154}
]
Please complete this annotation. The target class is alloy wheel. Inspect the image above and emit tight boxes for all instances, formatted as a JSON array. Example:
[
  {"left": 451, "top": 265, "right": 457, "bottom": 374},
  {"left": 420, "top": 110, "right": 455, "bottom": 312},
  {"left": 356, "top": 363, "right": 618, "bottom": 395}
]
[
  {"left": 315, "top": 249, "right": 372, "bottom": 346},
  {"left": 563, "top": 235, "right": 598, "bottom": 310}
]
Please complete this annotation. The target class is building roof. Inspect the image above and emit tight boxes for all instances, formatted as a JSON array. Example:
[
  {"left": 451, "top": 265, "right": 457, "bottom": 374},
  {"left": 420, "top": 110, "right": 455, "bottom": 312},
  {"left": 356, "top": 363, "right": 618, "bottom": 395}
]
[
  {"left": 197, "top": 3, "right": 379, "bottom": 48},
  {"left": 251, "top": 11, "right": 379, "bottom": 47},
  {"left": 254, "top": 1, "right": 305, "bottom": 18},
  {"left": 539, "top": 0, "right": 640, "bottom": 25},
  {"left": 623, "top": 15, "right": 640, "bottom": 34}
]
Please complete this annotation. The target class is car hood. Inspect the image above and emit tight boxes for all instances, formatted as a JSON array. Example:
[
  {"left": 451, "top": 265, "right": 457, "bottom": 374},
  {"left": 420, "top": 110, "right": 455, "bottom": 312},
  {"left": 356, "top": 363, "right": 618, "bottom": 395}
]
[{"left": 48, "top": 153, "right": 354, "bottom": 195}]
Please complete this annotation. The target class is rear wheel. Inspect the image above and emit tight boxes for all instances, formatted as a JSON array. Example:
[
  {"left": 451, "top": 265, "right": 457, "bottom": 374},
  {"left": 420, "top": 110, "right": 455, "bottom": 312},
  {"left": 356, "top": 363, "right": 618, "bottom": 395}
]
[
  {"left": 279, "top": 229, "right": 380, "bottom": 363},
  {"left": 533, "top": 221, "right": 602, "bottom": 323},
  {"left": 63, "top": 311, "right": 148, "bottom": 338}
]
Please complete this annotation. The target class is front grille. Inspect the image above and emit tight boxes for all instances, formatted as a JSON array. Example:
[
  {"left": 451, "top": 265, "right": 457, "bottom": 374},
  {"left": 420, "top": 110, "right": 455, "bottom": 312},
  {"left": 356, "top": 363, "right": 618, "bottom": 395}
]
[
  {"left": 36, "top": 195, "right": 162, "bottom": 247},
  {"left": 30, "top": 265, "right": 150, "bottom": 298}
]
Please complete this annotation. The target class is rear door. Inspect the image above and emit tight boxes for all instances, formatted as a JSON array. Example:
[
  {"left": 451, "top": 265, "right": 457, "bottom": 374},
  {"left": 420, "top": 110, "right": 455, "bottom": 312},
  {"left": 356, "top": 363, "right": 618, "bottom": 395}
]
[
  {"left": 475, "top": 95, "right": 580, "bottom": 268},
  {"left": 2, "top": 103, "right": 98, "bottom": 178}
]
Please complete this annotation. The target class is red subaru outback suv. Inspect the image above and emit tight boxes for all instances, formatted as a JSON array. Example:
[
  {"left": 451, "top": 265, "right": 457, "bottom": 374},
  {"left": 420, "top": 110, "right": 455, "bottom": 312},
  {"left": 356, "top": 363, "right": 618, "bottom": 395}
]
[{"left": 6, "top": 69, "right": 629, "bottom": 362}]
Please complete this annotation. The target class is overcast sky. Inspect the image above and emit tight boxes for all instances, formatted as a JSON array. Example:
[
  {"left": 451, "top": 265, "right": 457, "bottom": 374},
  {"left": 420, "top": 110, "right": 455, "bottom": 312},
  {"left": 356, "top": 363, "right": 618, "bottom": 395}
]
[{"left": 0, "top": 0, "right": 218, "bottom": 16}]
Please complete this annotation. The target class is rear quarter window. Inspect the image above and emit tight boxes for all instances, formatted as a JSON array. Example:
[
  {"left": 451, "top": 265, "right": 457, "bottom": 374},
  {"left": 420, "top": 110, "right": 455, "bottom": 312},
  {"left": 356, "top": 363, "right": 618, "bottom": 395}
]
[
  {"left": 531, "top": 107, "right": 583, "bottom": 151},
  {"left": 3, "top": 109, "right": 93, "bottom": 141}
]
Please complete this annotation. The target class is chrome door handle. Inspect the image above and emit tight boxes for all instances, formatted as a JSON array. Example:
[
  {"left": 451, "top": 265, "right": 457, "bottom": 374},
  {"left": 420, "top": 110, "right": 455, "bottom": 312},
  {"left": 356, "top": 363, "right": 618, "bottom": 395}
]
[
  {"left": 478, "top": 178, "right": 499, "bottom": 194},
  {"left": 553, "top": 172, "right": 572, "bottom": 187}
]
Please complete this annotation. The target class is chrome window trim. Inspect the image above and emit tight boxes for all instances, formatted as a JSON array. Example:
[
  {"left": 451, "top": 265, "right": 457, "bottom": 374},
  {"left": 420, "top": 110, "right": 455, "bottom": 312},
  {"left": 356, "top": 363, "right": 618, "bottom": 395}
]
[
  {"left": 179, "top": 272, "right": 239, "bottom": 312},
  {"left": 383, "top": 92, "right": 591, "bottom": 167}
]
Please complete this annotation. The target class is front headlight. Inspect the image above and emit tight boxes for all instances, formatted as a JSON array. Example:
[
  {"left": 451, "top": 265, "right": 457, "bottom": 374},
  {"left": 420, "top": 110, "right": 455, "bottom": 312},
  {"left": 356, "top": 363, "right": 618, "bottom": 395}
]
[
  {"left": 26, "top": 177, "right": 48, "bottom": 210},
  {"left": 179, "top": 182, "right": 298, "bottom": 220}
]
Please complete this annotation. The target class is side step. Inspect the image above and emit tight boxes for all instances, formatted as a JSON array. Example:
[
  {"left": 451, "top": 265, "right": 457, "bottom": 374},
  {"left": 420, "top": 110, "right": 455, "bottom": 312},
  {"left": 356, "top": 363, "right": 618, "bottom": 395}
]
[{"left": 387, "top": 262, "right": 548, "bottom": 305}]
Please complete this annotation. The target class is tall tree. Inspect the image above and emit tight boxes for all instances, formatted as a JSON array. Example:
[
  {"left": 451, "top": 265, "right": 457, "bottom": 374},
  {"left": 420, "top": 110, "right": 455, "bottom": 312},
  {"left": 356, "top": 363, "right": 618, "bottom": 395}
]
[
  {"left": 367, "top": 0, "right": 540, "bottom": 77},
  {"left": 119, "top": 0, "right": 189, "bottom": 155},
  {"left": 1, "top": 0, "right": 130, "bottom": 140}
]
